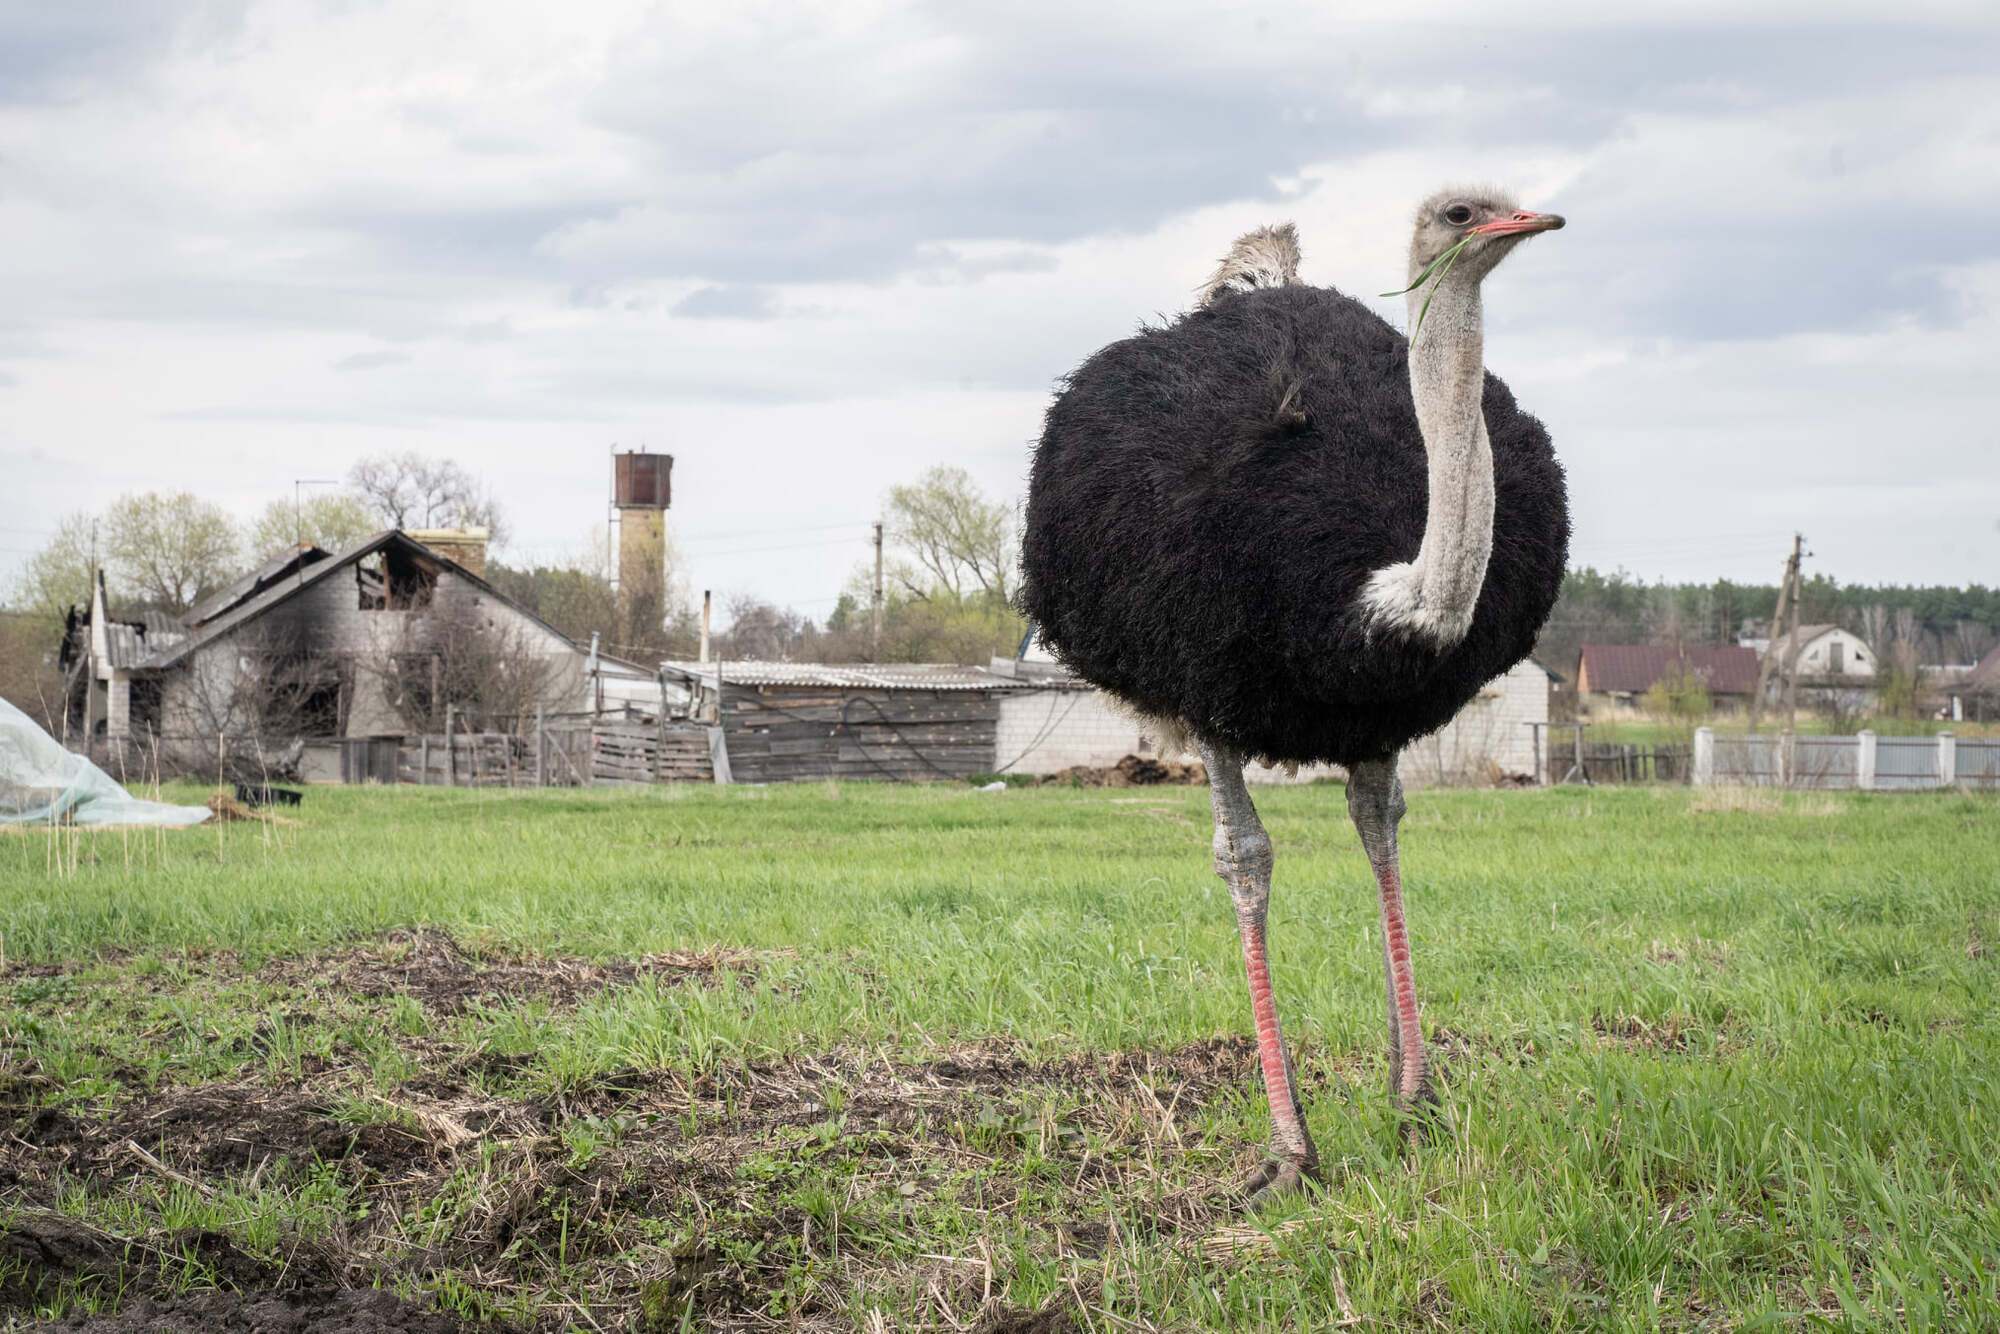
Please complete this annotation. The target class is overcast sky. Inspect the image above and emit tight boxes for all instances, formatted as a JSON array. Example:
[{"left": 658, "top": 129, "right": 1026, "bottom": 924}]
[{"left": 4, "top": 1, "right": 1997, "bottom": 621}]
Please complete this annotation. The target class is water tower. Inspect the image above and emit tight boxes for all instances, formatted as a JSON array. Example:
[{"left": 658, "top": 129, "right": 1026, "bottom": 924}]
[{"left": 612, "top": 450, "right": 672, "bottom": 641}]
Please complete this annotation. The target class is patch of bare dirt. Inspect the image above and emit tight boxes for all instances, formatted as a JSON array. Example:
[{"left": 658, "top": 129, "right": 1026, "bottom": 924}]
[
  {"left": 1645, "top": 936, "right": 1732, "bottom": 970},
  {"left": 970, "top": 1297, "right": 1082, "bottom": 1332},
  {"left": 249, "top": 927, "right": 767, "bottom": 1015},
  {"left": 50, "top": 1288, "right": 468, "bottom": 1332},
  {"left": 4, "top": 927, "right": 773, "bottom": 1017},
  {"left": 1, "top": 1036, "right": 1259, "bottom": 1331},
  {"left": 0, "top": 1210, "right": 387, "bottom": 1326},
  {"left": 1590, "top": 1012, "right": 1716, "bottom": 1055}
]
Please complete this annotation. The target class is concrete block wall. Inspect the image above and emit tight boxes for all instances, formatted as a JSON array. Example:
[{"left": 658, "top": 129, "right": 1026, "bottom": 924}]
[
  {"left": 995, "top": 688, "right": 1150, "bottom": 775},
  {"left": 1400, "top": 659, "right": 1549, "bottom": 785}
]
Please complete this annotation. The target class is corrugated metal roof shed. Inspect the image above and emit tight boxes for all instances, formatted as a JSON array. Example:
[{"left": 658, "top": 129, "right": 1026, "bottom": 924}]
[
  {"left": 661, "top": 661, "right": 1031, "bottom": 691},
  {"left": 97, "top": 616, "right": 187, "bottom": 670},
  {"left": 102, "top": 622, "right": 149, "bottom": 670}
]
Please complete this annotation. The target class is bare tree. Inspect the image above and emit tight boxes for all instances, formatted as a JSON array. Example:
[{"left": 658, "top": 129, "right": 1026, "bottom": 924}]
[
  {"left": 1948, "top": 619, "right": 1995, "bottom": 667},
  {"left": 713, "top": 595, "right": 817, "bottom": 660},
  {"left": 349, "top": 451, "right": 508, "bottom": 547},
  {"left": 364, "top": 600, "right": 563, "bottom": 733},
  {"left": 103, "top": 492, "right": 242, "bottom": 614},
  {"left": 1876, "top": 608, "right": 1923, "bottom": 719}
]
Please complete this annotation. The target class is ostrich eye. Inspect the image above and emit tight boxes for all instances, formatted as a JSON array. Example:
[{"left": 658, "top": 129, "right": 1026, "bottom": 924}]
[{"left": 1443, "top": 204, "right": 1474, "bottom": 227}]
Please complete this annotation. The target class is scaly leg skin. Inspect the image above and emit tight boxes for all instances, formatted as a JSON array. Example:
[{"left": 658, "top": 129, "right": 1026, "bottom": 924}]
[
  {"left": 1347, "top": 756, "right": 1444, "bottom": 1142},
  {"left": 1203, "top": 743, "right": 1320, "bottom": 1204}
]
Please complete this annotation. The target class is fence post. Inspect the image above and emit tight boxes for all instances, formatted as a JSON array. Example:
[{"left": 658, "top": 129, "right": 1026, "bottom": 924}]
[
  {"left": 1938, "top": 731, "right": 1956, "bottom": 789},
  {"left": 1779, "top": 730, "right": 1794, "bottom": 788},
  {"left": 534, "top": 707, "right": 545, "bottom": 788},
  {"left": 445, "top": 705, "right": 457, "bottom": 786},
  {"left": 1693, "top": 727, "right": 1714, "bottom": 786},
  {"left": 420, "top": 734, "right": 429, "bottom": 786},
  {"left": 1856, "top": 730, "right": 1876, "bottom": 791}
]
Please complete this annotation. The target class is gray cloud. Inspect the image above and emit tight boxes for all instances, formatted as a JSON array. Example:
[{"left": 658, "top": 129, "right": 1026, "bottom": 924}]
[
  {"left": 11, "top": 6, "right": 1997, "bottom": 344},
  {"left": 0, "top": 4, "right": 244, "bottom": 104},
  {"left": 1, "top": 3, "right": 1997, "bottom": 603},
  {"left": 672, "top": 285, "right": 780, "bottom": 320},
  {"left": 333, "top": 349, "right": 411, "bottom": 372}
]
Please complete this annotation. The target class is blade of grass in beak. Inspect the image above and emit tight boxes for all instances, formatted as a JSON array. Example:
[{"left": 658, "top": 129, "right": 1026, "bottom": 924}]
[
  {"left": 1380, "top": 235, "right": 1473, "bottom": 298},
  {"left": 1381, "top": 234, "right": 1473, "bottom": 343}
]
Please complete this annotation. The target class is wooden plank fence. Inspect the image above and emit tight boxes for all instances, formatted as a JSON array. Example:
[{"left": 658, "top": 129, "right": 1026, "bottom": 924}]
[
  {"left": 387, "top": 718, "right": 714, "bottom": 788},
  {"left": 718, "top": 685, "right": 999, "bottom": 784}
]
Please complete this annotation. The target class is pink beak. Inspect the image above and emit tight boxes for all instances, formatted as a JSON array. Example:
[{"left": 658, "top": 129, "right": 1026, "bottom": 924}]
[{"left": 1471, "top": 209, "right": 1565, "bottom": 237}]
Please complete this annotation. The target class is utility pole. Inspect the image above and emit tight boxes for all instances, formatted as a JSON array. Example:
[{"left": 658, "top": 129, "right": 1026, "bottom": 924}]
[
  {"left": 1746, "top": 533, "right": 1804, "bottom": 734},
  {"left": 870, "top": 520, "right": 885, "bottom": 661},
  {"left": 1781, "top": 533, "right": 1808, "bottom": 735},
  {"left": 699, "top": 590, "right": 712, "bottom": 664}
]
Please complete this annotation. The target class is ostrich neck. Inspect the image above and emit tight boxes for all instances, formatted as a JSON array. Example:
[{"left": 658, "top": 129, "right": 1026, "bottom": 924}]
[{"left": 1359, "top": 279, "right": 1494, "bottom": 647}]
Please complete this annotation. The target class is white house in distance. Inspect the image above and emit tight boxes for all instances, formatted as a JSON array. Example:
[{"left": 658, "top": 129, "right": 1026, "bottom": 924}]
[{"left": 1764, "top": 624, "right": 1877, "bottom": 683}]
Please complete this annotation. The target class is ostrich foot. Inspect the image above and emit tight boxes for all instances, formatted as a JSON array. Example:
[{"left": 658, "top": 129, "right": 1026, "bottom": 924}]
[
  {"left": 1394, "top": 1079, "right": 1448, "bottom": 1148},
  {"left": 1238, "top": 1154, "right": 1321, "bottom": 1207}
]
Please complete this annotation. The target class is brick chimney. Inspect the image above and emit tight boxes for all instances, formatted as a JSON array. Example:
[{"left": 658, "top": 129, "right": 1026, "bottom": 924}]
[{"left": 407, "top": 527, "right": 490, "bottom": 577}]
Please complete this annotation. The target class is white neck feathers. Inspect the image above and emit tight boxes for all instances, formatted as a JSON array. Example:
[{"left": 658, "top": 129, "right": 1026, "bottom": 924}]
[{"left": 1357, "top": 280, "right": 1496, "bottom": 648}]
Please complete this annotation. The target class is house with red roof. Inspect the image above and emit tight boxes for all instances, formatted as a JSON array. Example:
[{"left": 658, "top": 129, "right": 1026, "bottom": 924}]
[{"left": 1574, "top": 643, "right": 1761, "bottom": 716}]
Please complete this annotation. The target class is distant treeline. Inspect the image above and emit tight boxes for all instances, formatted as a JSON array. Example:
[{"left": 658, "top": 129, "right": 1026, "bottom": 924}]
[{"left": 1534, "top": 568, "right": 1999, "bottom": 678}]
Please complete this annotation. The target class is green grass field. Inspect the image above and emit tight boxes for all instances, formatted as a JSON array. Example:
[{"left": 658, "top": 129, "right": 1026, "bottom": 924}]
[{"left": 3, "top": 781, "right": 1997, "bottom": 1330}]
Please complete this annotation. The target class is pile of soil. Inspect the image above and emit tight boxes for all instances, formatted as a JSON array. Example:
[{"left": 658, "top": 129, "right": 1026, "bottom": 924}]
[{"left": 1041, "top": 754, "right": 1208, "bottom": 787}]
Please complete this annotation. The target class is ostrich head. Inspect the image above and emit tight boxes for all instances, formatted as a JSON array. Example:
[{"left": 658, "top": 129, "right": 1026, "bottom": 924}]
[{"left": 1407, "top": 186, "right": 1564, "bottom": 287}]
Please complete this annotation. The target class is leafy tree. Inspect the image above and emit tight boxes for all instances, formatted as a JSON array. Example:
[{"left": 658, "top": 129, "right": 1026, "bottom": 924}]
[
  {"left": 885, "top": 466, "right": 1013, "bottom": 601},
  {"left": 246, "top": 493, "right": 379, "bottom": 561},
  {"left": 0, "top": 610, "right": 66, "bottom": 727},
  {"left": 8, "top": 512, "right": 98, "bottom": 623},
  {"left": 1641, "top": 660, "right": 1712, "bottom": 747},
  {"left": 102, "top": 492, "right": 241, "bottom": 615},
  {"left": 488, "top": 561, "right": 618, "bottom": 648},
  {"left": 349, "top": 451, "right": 508, "bottom": 546}
]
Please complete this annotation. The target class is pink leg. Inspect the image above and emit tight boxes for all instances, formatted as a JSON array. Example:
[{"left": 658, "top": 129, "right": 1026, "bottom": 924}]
[
  {"left": 1348, "top": 757, "right": 1434, "bottom": 1113},
  {"left": 1204, "top": 745, "right": 1319, "bottom": 1197}
]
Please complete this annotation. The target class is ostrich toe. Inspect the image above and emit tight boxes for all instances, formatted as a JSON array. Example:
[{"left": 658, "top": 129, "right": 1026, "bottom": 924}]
[{"left": 1238, "top": 1154, "right": 1321, "bottom": 1207}]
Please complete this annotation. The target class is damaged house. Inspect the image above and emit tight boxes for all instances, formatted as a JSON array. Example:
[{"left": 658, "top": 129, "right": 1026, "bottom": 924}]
[{"left": 60, "top": 530, "right": 658, "bottom": 772}]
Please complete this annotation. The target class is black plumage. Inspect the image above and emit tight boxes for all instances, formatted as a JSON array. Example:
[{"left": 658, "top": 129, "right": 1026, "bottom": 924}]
[{"left": 1020, "top": 281, "right": 1569, "bottom": 767}]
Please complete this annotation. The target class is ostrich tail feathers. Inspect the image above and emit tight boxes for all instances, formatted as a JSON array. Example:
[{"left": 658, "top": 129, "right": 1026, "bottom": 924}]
[{"left": 1196, "top": 223, "right": 1301, "bottom": 307}]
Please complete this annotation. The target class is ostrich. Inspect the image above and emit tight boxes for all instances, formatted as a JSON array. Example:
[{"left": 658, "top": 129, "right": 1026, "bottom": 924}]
[{"left": 1020, "top": 188, "right": 1569, "bottom": 1200}]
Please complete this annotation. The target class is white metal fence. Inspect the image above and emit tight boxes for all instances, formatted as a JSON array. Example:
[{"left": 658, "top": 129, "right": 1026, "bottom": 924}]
[{"left": 1694, "top": 729, "right": 1999, "bottom": 790}]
